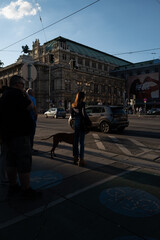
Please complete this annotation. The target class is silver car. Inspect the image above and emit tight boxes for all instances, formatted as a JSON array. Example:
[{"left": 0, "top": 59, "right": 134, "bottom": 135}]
[
  {"left": 44, "top": 107, "right": 66, "bottom": 118},
  {"left": 68, "top": 105, "right": 129, "bottom": 133}
]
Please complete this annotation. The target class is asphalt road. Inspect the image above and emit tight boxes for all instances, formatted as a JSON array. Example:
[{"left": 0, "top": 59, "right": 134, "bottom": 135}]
[{"left": 36, "top": 114, "right": 160, "bottom": 167}]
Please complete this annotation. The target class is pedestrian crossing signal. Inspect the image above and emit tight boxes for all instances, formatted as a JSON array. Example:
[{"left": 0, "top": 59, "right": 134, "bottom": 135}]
[{"left": 49, "top": 54, "right": 54, "bottom": 63}]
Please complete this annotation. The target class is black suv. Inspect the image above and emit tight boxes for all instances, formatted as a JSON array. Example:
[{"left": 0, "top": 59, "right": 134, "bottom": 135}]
[{"left": 68, "top": 105, "right": 129, "bottom": 133}]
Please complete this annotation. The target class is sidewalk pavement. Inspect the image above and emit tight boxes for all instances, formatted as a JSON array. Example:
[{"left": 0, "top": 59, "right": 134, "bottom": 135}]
[{"left": 0, "top": 141, "right": 160, "bottom": 240}]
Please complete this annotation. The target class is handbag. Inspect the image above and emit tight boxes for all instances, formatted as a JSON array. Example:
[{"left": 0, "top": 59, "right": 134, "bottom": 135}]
[{"left": 81, "top": 115, "right": 92, "bottom": 133}]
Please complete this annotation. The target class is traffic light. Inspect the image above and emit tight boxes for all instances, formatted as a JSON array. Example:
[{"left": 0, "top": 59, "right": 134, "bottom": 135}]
[{"left": 49, "top": 54, "right": 54, "bottom": 63}]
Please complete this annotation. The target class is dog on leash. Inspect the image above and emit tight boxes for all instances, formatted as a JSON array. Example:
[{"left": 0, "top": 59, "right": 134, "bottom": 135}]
[{"left": 42, "top": 133, "right": 74, "bottom": 158}]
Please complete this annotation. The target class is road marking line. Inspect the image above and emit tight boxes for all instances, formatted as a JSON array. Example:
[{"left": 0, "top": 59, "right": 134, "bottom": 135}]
[
  {"left": 129, "top": 138, "right": 156, "bottom": 156},
  {"left": 66, "top": 167, "right": 139, "bottom": 198},
  {"left": 155, "top": 150, "right": 160, "bottom": 153},
  {"left": 108, "top": 135, "right": 119, "bottom": 143},
  {"left": 108, "top": 135, "right": 133, "bottom": 156},
  {"left": 139, "top": 148, "right": 151, "bottom": 153},
  {"left": 0, "top": 166, "right": 139, "bottom": 230},
  {"left": 129, "top": 138, "right": 146, "bottom": 147},
  {"left": 117, "top": 144, "right": 133, "bottom": 156},
  {"left": 92, "top": 133, "right": 105, "bottom": 150}
]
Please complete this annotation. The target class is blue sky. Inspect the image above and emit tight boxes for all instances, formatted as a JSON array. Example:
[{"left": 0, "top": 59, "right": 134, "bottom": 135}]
[{"left": 0, "top": 0, "right": 160, "bottom": 67}]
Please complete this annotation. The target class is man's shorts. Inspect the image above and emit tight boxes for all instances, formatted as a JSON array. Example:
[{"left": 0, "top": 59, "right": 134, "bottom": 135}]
[{"left": 6, "top": 136, "right": 32, "bottom": 173}]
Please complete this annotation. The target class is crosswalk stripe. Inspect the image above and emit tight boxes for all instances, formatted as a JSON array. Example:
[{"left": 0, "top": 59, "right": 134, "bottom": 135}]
[
  {"left": 129, "top": 138, "right": 146, "bottom": 147},
  {"left": 115, "top": 143, "right": 133, "bottom": 156},
  {"left": 129, "top": 138, "right": 151, "bottom": 155},
  {"left": 92, "top": 134, "right": 159, "bottom": 158},
  {"left": 107, "top": 135, "right": 119, "bottom": 143},
  {"left": 108, "top": 135, "right": 133, "bottom": 156},
  {"left": 92, "top": 133, "right": 105, "bottom": 150}
]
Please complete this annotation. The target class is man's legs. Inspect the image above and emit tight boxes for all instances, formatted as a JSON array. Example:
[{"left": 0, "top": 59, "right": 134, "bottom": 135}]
[
  {"left": 0, "top": 144, "right": 8, "bottom": 183},
  {"left": 7, "top": 167, "right": 30, "bottom": 190},
  {"left": 18, "top": 172, "right": 30, "bottom": 190},
  {"left": 6, "top": 167, "right": 17, "bottom": 185},
  {"left": 6, "top": 136, "right": 41, "bottom": 198},
  {"left": 6, "top": 136, "right": 31, "bottom": 189}
]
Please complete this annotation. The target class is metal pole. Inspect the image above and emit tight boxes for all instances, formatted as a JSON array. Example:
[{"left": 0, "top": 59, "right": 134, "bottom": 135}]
[
  {"left": 49, "top": 65, "right": 51, "bottom": 108},
  {"left": 27, "top": 64, "right": 32, "bottom": 88},
  {"left": 144, "top": 102, "right": 146, "bottom": 114}
]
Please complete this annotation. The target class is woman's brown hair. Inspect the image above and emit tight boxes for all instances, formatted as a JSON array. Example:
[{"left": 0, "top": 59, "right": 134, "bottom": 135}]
[{"left": 72, "top": 92, "right": 85, "bottom": 108}]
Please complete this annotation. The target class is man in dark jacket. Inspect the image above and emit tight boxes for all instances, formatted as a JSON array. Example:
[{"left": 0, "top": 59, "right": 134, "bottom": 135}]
[
  {"left": 1, "top": 75, "right": 41, "bottom": 199},
  {"left": 0, "top": 86, "right": 9, "bottom": 184}
]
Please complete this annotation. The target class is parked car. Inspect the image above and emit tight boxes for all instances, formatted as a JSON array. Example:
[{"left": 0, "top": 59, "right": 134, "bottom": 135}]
[
  {"left": 147, "top": 108, "right": 160, "bottom": 115},
  {"left": 44, "top": 107, "right": 66, "bottom": 118},
  {"left": 68, "top": 105, "right": 129, "bottom": 133}
]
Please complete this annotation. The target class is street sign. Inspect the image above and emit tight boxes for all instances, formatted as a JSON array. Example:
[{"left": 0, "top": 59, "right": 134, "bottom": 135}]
[{"left": 21, "top": 63, "right": 37, "bottom": 82}]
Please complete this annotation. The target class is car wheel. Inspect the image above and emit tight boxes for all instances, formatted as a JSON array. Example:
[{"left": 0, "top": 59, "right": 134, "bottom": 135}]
[
  {"left": 45, "top": 114, "right": 48, "bottom": 118},
  {"left": 63, "top": 116, "right": 66, "bottom": 119},
  {"left": 100, "top": 121, "right": 110, "bottom": 133}
]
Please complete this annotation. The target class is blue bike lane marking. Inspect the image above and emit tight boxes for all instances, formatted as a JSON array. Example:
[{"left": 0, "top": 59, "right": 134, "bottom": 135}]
[
  {"left": 30, "top": 170, "right": 63, "bottom": 189},
  {"left": 99, "top": 187, "right": 160, "bottom": 217}
]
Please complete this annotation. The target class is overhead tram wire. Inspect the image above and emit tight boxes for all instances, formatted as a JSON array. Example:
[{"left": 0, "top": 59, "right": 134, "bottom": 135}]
[
  {"left": 0, "top": 0, "right": 100, "bottom": 52},
  {"left": 4, "top": 46, "right": 160, "bottom": 55},
  {"left": 1, "top": 50, "right": 19, "bottom": 52},
  {"left": 112, "top": 47, "right": 160, "bottom": 56},
  {"left": 34, "top": 0, "right": 47, "bottom": 42}
]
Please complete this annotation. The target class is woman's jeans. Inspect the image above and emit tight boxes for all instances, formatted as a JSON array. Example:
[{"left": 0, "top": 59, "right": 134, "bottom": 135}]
[{"left": 73, "top": 117, "right": 85, "bottom": 159}]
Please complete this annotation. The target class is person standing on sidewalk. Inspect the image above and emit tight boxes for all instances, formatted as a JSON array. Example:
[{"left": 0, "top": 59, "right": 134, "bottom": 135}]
[
  {"left": 0, "top": 138, "right": 8, "bottom": 184},
  {"left": 0, "top": 86, "right": 9, "bottom": 184},
  {"left": 0, "top": 75, "right": 41, "bottom": 199},
  {"left": 72, "top": 92, "right": 86, "bottom": 167},
  {"left": 26, "top": 88, "right": 38, "bottom": 153},
  {"left": 138, "top": 107, "right": 142, "bottom": 117}
]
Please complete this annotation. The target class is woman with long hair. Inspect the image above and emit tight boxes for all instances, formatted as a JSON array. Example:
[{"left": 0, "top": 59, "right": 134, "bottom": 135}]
[{"left": 72, "top": 91, "right": 86, "bottom": 166}]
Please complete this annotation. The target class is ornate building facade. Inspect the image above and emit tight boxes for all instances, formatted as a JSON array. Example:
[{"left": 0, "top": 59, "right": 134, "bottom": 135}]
[{"left": 0, "top": 36, "right": 130, "bottom": 112}]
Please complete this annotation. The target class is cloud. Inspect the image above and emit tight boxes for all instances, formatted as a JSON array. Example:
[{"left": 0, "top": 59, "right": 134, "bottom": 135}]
[{"left": 0, "top": 0, "right": 41, "bottom": 20}]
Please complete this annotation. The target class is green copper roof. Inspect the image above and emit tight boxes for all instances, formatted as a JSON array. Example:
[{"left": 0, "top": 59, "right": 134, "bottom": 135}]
[
  {"left": 45, "top": 36, "right": 130, "bottom": 66},
  {"left": 66, "top": 40, "right": 129, "bottom": 66},
  {"left": 45, "top": 40, "right": 56, "bottom": 52}
]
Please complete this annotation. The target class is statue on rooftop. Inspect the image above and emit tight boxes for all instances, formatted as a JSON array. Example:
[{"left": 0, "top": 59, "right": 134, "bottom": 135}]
[
  {"left": 22, "top": 45, "right": 30, "bottom": 54},
  {"left": 0, "top": 60, "right": 4, "bottom": 67}
]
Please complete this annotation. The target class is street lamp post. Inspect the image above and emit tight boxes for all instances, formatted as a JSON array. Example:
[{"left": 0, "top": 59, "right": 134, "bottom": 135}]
[
  {"left": 49, "top": 65, "right": 51, "bottom": 108},
  {"left": 144, "top": 98, "right": 147, "bottom": 114}
]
